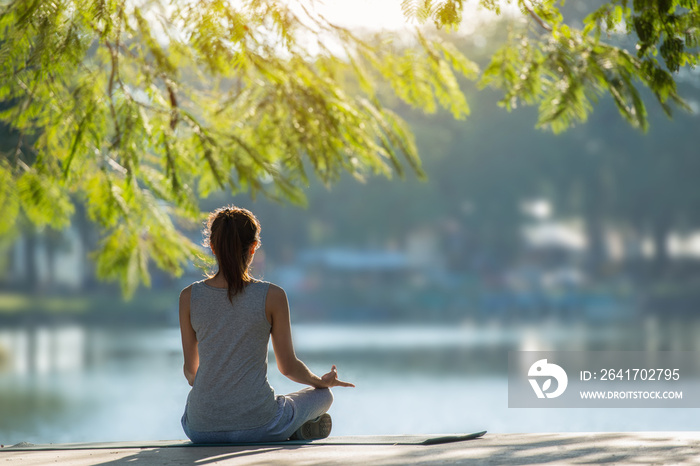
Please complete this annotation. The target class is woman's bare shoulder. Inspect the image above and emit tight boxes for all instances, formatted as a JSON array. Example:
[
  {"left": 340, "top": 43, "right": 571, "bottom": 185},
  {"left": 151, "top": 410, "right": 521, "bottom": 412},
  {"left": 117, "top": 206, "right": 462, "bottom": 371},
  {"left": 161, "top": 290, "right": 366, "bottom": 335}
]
[
  {"left": 265, "top": 283, "right": 288, "bottom": 306},
  {"left": 179, "top": 283, "right": 194, "bottom": 302}
]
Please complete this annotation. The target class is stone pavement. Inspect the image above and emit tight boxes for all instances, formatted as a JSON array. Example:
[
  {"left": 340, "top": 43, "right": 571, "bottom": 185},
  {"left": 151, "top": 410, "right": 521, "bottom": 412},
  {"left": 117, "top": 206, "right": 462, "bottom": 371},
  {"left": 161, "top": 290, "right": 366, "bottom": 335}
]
[{"left": 3, "top": 432, "right": 700, "bottom": 465}]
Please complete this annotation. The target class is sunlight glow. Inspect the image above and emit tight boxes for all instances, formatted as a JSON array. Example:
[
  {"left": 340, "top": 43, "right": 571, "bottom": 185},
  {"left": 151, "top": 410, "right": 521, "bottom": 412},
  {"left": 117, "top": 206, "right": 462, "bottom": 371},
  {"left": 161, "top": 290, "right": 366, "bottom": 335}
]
[{"left": 301, "top": 0, "right": 519, "bottom": 33}]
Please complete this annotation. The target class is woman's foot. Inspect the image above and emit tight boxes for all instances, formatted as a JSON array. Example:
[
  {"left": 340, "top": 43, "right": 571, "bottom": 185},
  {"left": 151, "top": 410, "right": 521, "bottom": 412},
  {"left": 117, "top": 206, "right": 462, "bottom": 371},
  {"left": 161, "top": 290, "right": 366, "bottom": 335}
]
[{"left": 291, "top": 413, "right": 332, "bottom": 440}]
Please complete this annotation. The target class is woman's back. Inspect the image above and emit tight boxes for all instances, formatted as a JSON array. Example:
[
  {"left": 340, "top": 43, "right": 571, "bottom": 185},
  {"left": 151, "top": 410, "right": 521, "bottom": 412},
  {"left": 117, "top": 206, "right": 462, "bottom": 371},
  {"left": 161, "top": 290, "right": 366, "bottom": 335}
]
[
  {"left": 180, "top": 205, "right": 352, "bottom": 443},
  {"left": 185, "top": 279, "right": 277, "bottom": 432}
]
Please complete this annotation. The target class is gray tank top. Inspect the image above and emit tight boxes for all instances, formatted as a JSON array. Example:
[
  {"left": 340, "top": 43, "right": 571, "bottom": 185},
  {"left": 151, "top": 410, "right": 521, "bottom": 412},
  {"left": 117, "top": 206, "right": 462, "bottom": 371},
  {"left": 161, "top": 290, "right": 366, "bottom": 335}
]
[{"left": 185, "top": 279, "right": 277, "bottom": 432}]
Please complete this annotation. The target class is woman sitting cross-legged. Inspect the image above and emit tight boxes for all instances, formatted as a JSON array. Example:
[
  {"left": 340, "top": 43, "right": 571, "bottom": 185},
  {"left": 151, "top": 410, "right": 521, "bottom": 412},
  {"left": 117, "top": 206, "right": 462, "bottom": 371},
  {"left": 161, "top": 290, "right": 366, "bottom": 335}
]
[{"left": 179, "top": 205, "right": 354, "bottom": 443}]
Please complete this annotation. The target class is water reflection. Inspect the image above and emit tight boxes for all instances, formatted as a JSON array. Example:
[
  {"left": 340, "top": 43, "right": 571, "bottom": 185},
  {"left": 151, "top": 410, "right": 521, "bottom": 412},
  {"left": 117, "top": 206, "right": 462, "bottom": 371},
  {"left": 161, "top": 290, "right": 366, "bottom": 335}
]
[{"left": 0, "top": 326, "right": 85, "bottom": 374}]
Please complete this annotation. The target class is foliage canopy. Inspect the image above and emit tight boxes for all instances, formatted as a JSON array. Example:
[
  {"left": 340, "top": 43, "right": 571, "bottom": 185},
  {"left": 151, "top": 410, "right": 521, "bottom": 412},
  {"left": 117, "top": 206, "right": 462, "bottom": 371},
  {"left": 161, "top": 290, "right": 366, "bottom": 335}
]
[{"left": 0, "top": 0, "right": 697, "bottom": 295}]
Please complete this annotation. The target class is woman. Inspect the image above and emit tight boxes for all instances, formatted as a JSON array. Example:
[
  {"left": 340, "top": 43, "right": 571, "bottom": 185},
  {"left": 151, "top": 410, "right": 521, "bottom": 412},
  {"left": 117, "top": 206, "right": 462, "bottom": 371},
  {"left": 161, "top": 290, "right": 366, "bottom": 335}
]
[{"left": 179, "top": 206, "right": 354, "bottom": 443}]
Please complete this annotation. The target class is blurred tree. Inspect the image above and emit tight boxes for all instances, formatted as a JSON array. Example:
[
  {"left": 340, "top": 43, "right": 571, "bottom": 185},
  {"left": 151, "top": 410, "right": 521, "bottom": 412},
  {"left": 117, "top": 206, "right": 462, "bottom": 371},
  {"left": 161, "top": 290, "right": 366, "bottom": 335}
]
[
  {"left": 0, "top": 0, "right": 696, "bottom": 295},
  {"left": 409, "top": 0, "right": 698, "bottom": 131}
]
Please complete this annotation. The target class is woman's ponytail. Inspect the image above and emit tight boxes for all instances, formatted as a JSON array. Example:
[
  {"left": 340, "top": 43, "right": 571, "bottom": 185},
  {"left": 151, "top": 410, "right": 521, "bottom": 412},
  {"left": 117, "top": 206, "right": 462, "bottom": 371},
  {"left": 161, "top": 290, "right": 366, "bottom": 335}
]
[{"left": 205, "top": 206, "right": 261, "bottom": 302}]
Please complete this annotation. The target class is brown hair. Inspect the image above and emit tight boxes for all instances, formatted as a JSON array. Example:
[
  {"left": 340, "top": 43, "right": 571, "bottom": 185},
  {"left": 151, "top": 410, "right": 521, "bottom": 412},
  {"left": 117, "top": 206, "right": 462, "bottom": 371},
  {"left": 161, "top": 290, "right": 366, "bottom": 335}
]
[{"left": 204, "top": 205, "right": 261, "bottom": 302}]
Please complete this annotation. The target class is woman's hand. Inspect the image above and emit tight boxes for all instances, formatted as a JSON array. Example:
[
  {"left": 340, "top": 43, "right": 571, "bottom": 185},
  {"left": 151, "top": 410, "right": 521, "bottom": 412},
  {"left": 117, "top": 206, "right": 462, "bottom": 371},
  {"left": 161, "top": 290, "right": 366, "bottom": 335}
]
[{"left": 320, "top": 365, "right": 355, "bottom": 388}]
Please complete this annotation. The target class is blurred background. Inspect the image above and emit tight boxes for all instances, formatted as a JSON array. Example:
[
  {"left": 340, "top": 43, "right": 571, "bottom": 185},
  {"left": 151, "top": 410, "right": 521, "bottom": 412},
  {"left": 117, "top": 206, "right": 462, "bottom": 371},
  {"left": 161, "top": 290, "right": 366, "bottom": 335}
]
[{"left": 1, "top": 3, "right": 700, "bottom": 445}]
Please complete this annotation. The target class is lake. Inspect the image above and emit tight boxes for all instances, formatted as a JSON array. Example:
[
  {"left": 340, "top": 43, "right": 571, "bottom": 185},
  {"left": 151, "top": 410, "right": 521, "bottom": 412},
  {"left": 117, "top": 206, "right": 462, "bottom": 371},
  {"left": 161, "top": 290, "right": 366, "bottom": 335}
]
[{"left": 0, "top": 318, "right": 699, "bottom": 445}]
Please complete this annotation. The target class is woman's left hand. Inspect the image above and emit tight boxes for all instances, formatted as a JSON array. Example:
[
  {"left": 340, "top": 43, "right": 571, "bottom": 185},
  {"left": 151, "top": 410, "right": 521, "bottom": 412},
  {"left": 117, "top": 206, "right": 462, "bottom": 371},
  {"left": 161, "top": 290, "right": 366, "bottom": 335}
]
[{"left": 320, "top": 365, "right": 355, "bottom": 388}]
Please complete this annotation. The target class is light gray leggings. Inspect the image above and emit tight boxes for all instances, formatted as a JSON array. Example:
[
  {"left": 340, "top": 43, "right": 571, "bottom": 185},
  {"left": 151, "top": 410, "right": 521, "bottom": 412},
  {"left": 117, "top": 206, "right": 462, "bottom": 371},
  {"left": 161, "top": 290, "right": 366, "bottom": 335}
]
[{"left": 182, "top": 387, "right": 333, "bottom": 443}]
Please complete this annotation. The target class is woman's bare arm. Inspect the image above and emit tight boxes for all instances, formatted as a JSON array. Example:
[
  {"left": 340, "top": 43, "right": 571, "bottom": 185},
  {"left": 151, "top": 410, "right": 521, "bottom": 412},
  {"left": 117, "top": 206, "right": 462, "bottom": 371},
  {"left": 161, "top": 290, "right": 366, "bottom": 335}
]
[
  {"left": 267, "top": 284, "right": 354, "bottom": 388},
  {"left": 179, "top": 285, "right": 199, "bottom": 386}
]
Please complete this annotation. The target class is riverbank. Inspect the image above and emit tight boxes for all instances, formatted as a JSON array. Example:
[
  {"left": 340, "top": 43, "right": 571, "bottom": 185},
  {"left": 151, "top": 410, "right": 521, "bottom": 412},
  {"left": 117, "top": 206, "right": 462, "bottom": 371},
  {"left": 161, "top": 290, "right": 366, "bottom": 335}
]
[{"left": 3, "top": 432, "right": 700, "bottom": 465}]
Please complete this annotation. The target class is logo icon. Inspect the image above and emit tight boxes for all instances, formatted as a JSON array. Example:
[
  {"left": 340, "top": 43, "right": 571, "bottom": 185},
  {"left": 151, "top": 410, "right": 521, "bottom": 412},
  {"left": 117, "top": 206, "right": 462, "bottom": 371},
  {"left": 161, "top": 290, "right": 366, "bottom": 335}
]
[{"left": 528, "top": 359, "right": 568, "bottom": 398}]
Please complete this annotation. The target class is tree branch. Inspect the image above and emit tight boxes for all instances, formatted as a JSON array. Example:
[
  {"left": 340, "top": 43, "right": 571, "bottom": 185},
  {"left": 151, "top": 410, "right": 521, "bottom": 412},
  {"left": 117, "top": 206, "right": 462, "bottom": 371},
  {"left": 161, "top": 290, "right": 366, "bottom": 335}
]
[
  {"left": 12, "top": 131, "right": 24, "bottom": 170},
  {"left": 166, "top": 79, "right": 179, "bottom": 130},
  {"left": 522, "top": 1, "right": 553, "bottom": 32},
  {"left": 105, "top": 40, "right": 122, "bottom": 150}
]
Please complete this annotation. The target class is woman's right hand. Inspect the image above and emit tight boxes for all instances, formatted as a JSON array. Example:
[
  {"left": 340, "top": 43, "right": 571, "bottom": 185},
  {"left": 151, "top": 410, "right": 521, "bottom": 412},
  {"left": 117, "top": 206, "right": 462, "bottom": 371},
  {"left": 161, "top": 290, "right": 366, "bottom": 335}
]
[{"left": 320, "top": 365, "right": 355, "bottom": 388}]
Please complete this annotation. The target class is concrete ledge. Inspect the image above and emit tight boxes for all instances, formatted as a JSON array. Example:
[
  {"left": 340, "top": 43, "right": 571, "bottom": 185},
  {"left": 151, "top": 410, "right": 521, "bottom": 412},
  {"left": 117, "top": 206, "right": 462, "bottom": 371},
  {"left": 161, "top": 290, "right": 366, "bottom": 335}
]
[
  {"left": 2, "top": 432, "right": 700, "bottom": 465},
  {"left": 0, "top": 431, "right": 487, "bottom": 450}
]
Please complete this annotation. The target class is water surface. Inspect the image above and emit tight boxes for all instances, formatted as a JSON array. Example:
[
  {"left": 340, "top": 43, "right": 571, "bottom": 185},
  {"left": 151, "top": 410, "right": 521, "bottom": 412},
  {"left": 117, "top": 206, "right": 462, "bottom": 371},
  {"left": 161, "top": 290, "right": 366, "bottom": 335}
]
[{"left": 0, "top": 320, "right": 698, "bottom": 445}]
